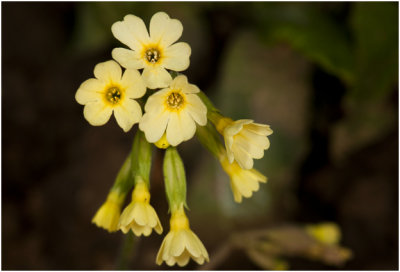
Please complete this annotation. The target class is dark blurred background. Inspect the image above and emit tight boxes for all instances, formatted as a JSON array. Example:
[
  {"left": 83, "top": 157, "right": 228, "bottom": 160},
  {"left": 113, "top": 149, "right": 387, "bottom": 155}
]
[{"left": 2, "top": 2, "right": 398, "bottom": 270}]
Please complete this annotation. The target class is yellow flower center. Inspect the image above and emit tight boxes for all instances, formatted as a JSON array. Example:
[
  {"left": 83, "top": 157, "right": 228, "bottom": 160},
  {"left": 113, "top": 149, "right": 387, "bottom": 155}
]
[
  {"left": 145, "top": 48, "right": 161, "bottom": 63},
  {"left": 166, "top": 91, "right": 185, "bottom": 110},
  {"left": 105, "top": 87, "right": 122, "bottom": 105}
]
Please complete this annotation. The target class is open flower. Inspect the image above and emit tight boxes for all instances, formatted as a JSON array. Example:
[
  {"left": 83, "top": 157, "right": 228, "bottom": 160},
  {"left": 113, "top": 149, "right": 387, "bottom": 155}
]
[
  {"left": 92, "top": 191, "right": 124, "bottom": 232},
  {"left": 139, "top": 75, "right": 207, "bottom": 146},
  {"left": 75, "top": 60, "right": 146, "bottom": 132},
  {"left": 118, "top": 182, "right": 163, "bottom": 236},
  {"left": 217, "top": 118, "right": 272, "bottom": 169},
  {"left": 111, "top": 12, "right": 191, "bottom": 89},
  {"left": 156, "top": 206, "right": 209, "bottom": 267},
  {"left": 219, "top": 153, "right": 267, "bottom": 203}
]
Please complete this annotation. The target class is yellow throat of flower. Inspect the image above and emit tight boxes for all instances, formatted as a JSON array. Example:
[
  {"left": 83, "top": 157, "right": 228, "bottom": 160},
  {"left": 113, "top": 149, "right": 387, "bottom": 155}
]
[
  {"left": 132, "top": 182, "right": 151, "bottom": 203},
  {"left": 170, "top": 207, "right": 190, "bottom": 231},
  {"left": 165, "top": 90, "right": 186, "bottom": 111}
]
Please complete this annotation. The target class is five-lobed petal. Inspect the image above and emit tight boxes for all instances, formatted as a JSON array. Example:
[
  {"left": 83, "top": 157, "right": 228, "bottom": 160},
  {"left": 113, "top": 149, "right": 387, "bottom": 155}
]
[
  {"left": 139, "top": 75, "right": 207, "bottom": 146},
  {"left": 223, "top": 119, "right": 273, "bottom": 169},
  {"left": 75, "top": 60, "right": 146, "bottom": 132},
  {"left": 220, "top": 154, "right": 267, "bottom": 203},
  {"left": 111, "top": 12, "right": 191, "bottom": 89},
  {"left": 156, "top": 207, "right": 209, "bottom": 267}
]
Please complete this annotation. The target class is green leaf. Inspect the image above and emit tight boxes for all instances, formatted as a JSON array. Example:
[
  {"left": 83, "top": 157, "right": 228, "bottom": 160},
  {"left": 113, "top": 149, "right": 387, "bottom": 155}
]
[
  {"left": 350, "top": 2, "right": 398, "bottom": 102},
  {"left": 253, "top": 3, "right": 354, "bottom": 83}
]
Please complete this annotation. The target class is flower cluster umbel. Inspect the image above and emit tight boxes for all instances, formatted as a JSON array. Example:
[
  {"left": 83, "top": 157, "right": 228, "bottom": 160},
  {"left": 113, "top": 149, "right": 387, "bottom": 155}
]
[{"left": 76, "top": 12, "right": 272, "bottom": 267}]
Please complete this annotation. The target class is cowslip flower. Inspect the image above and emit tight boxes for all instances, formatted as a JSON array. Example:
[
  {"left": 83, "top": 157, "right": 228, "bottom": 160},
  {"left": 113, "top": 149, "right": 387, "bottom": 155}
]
[
  {"left": 219, "top": 153, "right": 267, "bottom": 203},
  {"left": 92, "top": 191, "right": 125, "bottom": 232},
  {"left": 75, "top": 60, "right": 146, "bottom": 132},
  {"left": 156, "top": 206, "right": 209, "bottom": 267},
  {"left": 118, "top": 182, "right": 163, "bottom": 236},
  {"left": 111, "top": 12, "right": 191, "bottom": 89},
  {"left": 139, "top": 75, "right": 207, "bottom": 146},
  {"left": 216, "top": 118, "right": 273, "bottom": 169}
]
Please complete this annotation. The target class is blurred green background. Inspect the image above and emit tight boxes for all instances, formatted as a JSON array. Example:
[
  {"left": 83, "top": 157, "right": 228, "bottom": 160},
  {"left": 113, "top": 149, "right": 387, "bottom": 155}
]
[{"left": 2, "top": 2, "right": 398, "bottom": 270}]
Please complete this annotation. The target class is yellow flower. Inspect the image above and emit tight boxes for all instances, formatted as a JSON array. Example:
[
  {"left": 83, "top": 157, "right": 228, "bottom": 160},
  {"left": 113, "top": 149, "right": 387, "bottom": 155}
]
[
  {"left": 111, "top": 12, "right": 191, "bottom": 89},
  {"left": 156, "top": 206, "right": 209, "bottom": 267},
  {"left": 118, "top": 182, "right": 163, "bottom": 236},
  {"left": 92, "top": 191, "right": 124, "bottom": 232},
  {"left": 139, "top": 75, "right": 207, "bottom": 146},
  {"left": 219, "top": 153, "right": 267, "bottom": 203},
  {"left": 75, "top": 60, "right": 146, "bottom": 132},
  {"left": 216, "top": 118, "right": 273, "bottom": 169}
]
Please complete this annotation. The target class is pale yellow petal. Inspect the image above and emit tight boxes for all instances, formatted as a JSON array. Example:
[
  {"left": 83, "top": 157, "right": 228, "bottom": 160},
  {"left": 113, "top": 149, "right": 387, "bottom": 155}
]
[
  {"left": 83, "top": 101, "right": 112, "bottom": 126},
  {"left": 156, "top": 234, "right": 169, "bottom": 265},
  {"left": 149, "top": 12, "right": 183, "bottom": 47},
  {"left": 175, "top": 252, "right": 191, "bottom": 267},
  {"left": 119, "top": 202, "right": 136, "bottom": 227},
  {"left": 94, "top": 60, "right": 122, "bottom": 83},
  {"left": 143, "top": 88, "right": 169, "bottom": 115},
  {"left": 142, "top": 66, "right": 172, "bottom": 89},
  {"left": 114, "top": 99, "right": 142, "bottom": 132},
  {"left": 170, "top": 230, "right": 185, "bottom": 257},
  {"left": 163, "top": 42, "right": 191, "bottom": 71},
  {"left": 246, "top": 123, "right": 273, "bottom": 136},
  {"left": 166, "top": 113, "right": 184, "bottom": 146},
  {"left": 185, "top": 94, "right": 207, "bottom": 125},
  {"left": 139, "top": 110, "right": 170, "bottom": 143},
  {"left": 111, "top": 14, "right": 149, "bottom": 51},
  {"left": 112, "top": 47, "right": 145, "bottom": 69},
  {"left": 235, "top": 133, "right": 267, "bottom": 159},
  {"left": 240, "top": 129, "right": 270, "bottom": 150},
  {"left": 75, "top": 78, "right": 103, "bottom": 104},
  {"left": 121, "top": 69, "right": 146, "bottom": 99},
  {"left": 231, "top": 144, "right": 253, "bottom": 169}
]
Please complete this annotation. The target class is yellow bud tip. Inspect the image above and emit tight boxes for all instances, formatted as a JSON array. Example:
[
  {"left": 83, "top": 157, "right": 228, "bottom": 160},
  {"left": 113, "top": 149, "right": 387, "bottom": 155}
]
[
  {"left": 306, "top": 222, "right": 341, "bottom": 245},
  {"left": 155, "top": 133, "right": 170, "bottom": 149}
]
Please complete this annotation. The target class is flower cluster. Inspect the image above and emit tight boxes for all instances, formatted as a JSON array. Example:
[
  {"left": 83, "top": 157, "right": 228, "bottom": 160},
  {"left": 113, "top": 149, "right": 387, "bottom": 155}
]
[{"left": 76, "top": 11, "right": 272, "bottom": 267}]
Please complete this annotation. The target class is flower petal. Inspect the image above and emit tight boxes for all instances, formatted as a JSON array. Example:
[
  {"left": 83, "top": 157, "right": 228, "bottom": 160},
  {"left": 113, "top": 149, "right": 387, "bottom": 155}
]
[
  {"left": 139, "top": 110, "right": 170, "bottom": 143},
  {"left": 185, "top": 94, "right": 207, "bottom": 126},
  {"left": 121, "top": 69, "right": 147, "bottom": 99},
  {"left": 163, "top": 42, "right": 191, "bottom": 71},
  {"left": 231, "top": 144, "right": 253, "bottom": 169},
  {"left": 111, "top": 14, "right": 149, "bottom": 51},
  {"left": 166, "top": 111, "right": 195, "bottom": 146},
  {"left": 83, "top": 101, "right": 113, "bottom": 126},
  {"left": 75, "top": 78, "right": 104, "bottom": 104},
  {"left": 142, "top": 66, "right": 172, "bottom": 89},
  {"left": 149, "top": 12, "right": 183, "bottom": 47},
  {"left": 114, "top": 99, "right": 142, "bottom": 132},
  {"left": 112, "top": 47, "right": 145, "bottom": 69},
  {"left": 246, "top": 123, "right": 273, "bottom": 136},
  {"left": 94, "top": 60, "right": 122, "bottom": 83}
]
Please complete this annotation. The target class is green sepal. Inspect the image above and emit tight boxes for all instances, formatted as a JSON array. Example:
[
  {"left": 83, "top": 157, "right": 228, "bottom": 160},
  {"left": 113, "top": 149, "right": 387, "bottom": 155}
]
[
  {"left": 130, "top": 130, "right": 153, "bottom": 188},
  {"left": 196, "top": 122, "right": 225, "bottom": 159},
  {"left": 110, "top": 154, "right": 133, "bottom": 201},
  {"left": 163, "top": 147, "right": 187, "bottom": 212}
]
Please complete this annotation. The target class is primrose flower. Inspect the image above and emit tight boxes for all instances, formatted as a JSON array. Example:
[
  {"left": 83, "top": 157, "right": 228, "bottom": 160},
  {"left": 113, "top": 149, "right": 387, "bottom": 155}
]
[
  {"left": 216, "top": 118, "right": 272, "bottom": 169},
  {"left": 139, "top": 75, "right": 207, "bottom": 146},
  {"left": 118, "top": 182, "right": 163, "bottom": 236},
  {"left": 219, "top": 153, "right": 267, "bottom": 203},
  {"left": 92, "top": 191, "right": 124, "bottom": 232},
  {"left": 156, "top": 206, "right": 209, "bottom": 267},
  {"left": 75, "top": 60, "right": 146, "bottom": 132},
  {"left": 111, "top": 12, "right": 191, "bottom": 89}
]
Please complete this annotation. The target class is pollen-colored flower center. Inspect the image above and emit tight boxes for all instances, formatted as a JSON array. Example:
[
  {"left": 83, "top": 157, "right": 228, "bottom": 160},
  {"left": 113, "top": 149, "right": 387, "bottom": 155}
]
[
  {"left": 145, "top": 48, "right": 160, "bottom": 63},
  {"left": 106, "top": 87, "right": 122, "bottom": 104},
  {"left": 166, "top": 92, "right": 184, "bottom": 109}
]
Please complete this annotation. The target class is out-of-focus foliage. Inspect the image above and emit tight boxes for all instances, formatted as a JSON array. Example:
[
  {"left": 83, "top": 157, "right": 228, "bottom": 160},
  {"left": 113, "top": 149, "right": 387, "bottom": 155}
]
[
  {"left": 252, "top": 3, "right": 354, "bottom": 83},
  {"left": 201, "top": 222, "right": 352, "bottom": 270}
]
